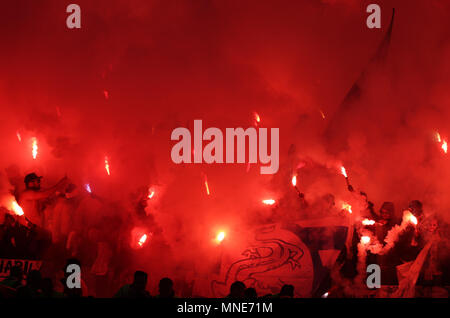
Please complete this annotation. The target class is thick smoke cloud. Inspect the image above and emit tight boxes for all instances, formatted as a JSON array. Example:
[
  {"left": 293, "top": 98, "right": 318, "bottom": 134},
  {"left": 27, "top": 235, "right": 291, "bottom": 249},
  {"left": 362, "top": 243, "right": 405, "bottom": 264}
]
[{"left": 0, "top": 0, "right": 449, "bottom": 292}]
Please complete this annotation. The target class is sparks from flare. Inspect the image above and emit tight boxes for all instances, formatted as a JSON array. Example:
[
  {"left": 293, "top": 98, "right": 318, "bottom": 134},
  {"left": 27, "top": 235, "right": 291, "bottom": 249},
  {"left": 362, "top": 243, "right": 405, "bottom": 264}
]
[
  {"left": 104, "top": 156, "right": 111, "bottom": 176},
  {"left": 215, "top": 231, "right": 226, "bottom": 243},
  {"left": 262, "top": 199, "right": 276, "bottom": 205},
  {"left": 32, "top": 137, "right": 38, "bottom": 160},
  {"left": 11, "top": 201, "right": 24, "bottom": 216}
]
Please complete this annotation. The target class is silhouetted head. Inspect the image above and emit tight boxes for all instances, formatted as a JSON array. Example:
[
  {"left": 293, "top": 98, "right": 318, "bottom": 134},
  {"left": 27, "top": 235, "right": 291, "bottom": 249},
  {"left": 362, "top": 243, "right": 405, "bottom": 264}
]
[
  {"left": 379, "top": 202, "right": 395, "bottom": 223},
  {"left": 42, "top": 278, "right": 54, "bottom": 294},
  {"left": 158, "top": 277, "right": 174, "bottom": 298},
  {"left": 24, "top": 172, "right": 42, "bottom": 190},
  {"left": 279, "top": 284, "right": 294, "bottom": 298},
  {"left": 244, "top": 287, "right": 257, "bottom": 298},
  {"left": 3, "top": 213, "right": 15, "bottom": 227},
  {"left": 27, "top": 270, "right": 42, "bottom": 290},
  {"left": 9, "top": 265, "right": 23, "bottom": 280},
  {"left": 229, "top": 281, "right": 246, "bottom": 298},
  {"left": 409, "top": 200, "right": 423, "bottom": 219},
  {"left": 132, "top": 271, "right": 148, "bottom": 292}
]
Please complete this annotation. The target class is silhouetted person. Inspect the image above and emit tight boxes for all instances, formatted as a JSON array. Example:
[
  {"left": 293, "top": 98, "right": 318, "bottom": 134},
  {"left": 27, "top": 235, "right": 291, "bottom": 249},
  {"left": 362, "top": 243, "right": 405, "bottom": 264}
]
[
  {"left": 227, "top": 281, "right": 246, "bottom": 298},
  {"left": 19, "top": 172, "right": 68, "bottom": 228},
  {"left": 114, "top": 271, "right": 151, "bottom": 298},
  {"left": 16, "top": 270, "right": 42, "bottom": 298},
  {"left": 278, "top": 284, "right": 294, "bottom": 298},
  {"left": 41, "top": 278, "right": 64, "bottom": 298},
  {"left": 157, "top": 277, "right": 175, "bottom": 298},
  {"left": 244, "top": 287, "right": 257, "bottom": 298}
]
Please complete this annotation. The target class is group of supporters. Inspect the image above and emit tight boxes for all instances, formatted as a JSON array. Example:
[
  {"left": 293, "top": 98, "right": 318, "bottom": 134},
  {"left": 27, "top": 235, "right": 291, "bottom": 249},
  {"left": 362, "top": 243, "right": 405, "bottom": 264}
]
[{"left": 1, "top": 170, "right": 450, "bottom": 298}]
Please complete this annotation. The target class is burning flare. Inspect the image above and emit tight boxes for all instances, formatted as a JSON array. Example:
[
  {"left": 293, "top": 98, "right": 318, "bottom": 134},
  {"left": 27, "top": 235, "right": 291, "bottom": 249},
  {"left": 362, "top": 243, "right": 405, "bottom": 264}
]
[
  {"left": 204, "top": 180, "right": 210, "bottom": 195},
  {"left": 442, "top": 140, "right": 448, "bottom": 154},
  {"left": 342, "top": 202, "right": 352, "bottom": 214},
  {"left": 16, "top": 131, "right": 21, "bottom": 142},
  {"left": 84, "top": 184, "right": 92, "bottom": 193},
  {"left": 362, "top": 219, "right": 375, "bottom": 226},
  {"left": 104, "top": 156, "right": 111, "bottom": 176},
  {"left": 291, "top": 175, "right": 297, "bottom": 187},
  {"left": 361, "top": 236, "right": 371, "bottom": 245},
  {"left": 11, "top": 201, "right": 24, "bottom": 216},
  {"left": 435, "top": 132, "right": 447, "bottom": 154},
  {"left": 340, "top": 166, "right": 347, "bottom": 178},
  {"left": 32, "top": 137, "right": 38, "bottom": 160},
  {"left": 262, "top": 199, "right": 276, "bottom": 205},
  {"left": 215, "top": 231, "right": 226, "bottom": 243},
  {"left": 148, "top": 190, "right": 155, "bottom": 199},
  {"left": 254, "top": 112, "right": 261, "bottom": 125},
  {"left": 409, "top": 213, "right": 418, "bottom": 225},
  {"left": 138, "top": 234, "right": 147, "bottom": 247},
  {"left": 319, "top": 109, "right": 326, "bottom": 119}
]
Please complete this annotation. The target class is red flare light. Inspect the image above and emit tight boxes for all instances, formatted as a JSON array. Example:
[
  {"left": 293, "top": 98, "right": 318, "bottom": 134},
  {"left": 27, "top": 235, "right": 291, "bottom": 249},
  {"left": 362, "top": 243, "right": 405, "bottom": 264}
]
[
  {"left": 103, "top": 90, "right": 109, "bottom": 100},
  {"left": 254, "top": 112, "right": 261, "bottom": 124},
  {"left": 362, "top": 219, "right": 375, "bottom": 226},
  {"left": 138, "top": 234, "right": 147, "bottom": 247},
  {"left": 361, "top": 236, "right": 371, "bottom": 244},
  {"left": 319, "top": 109, "right": 326, "bottom": 119},
  {"left": 32, "top": 137, "right": 38, "bottom": 160},
  {"left": 442, "top": 140, "right": 448, "bottom": 154},
  {"left": 342, "top": 202, "right": 352, "bottom": 214},
  {"left": 262, "top": 199, "right": 276, "bottom": 205},
  {"left": 215, "top": 231, "right": 226, "bottom": 243},
  {"left": 291, "top": 175, "right": 297, "bottom": 187},
  {"left": 11, "top": 201, "right": 24, "bottom": 216},
  {"left": 435, "top": 132, "right": 447, "bottom": 154},
  {"left": 85, "top": 184, "right": 92, "bottom": 193},
  {"left": 340, "top": 166, "right": 347, "bottom": 178},
  {"left": 104, "top": 156, "right": 111, "bottom": 176},
  {"left": 409, "top": 214, "right": 418, "bottom": 225},
  {"left": 204, "top": 180, "right": 210, "bottom": 195}
]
